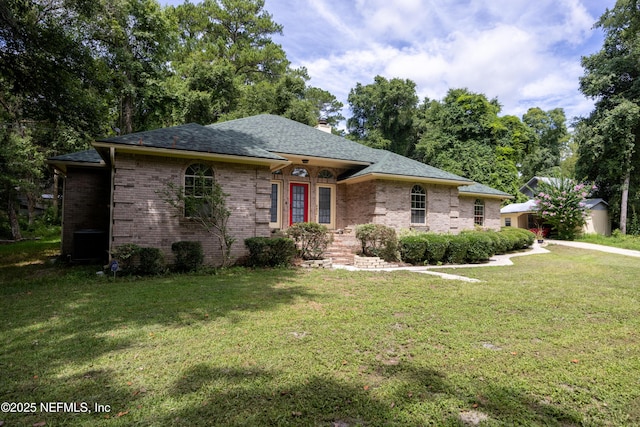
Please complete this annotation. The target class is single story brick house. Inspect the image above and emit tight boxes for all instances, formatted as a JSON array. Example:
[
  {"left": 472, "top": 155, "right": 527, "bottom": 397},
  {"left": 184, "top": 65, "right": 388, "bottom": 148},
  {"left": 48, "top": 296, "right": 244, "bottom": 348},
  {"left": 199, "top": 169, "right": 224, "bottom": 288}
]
[
  {"left": 48, "top": 114, "right": 512, "bottom": 265},
  {"left": 500, "top": 176, "right": 611, "bottom": 236}
]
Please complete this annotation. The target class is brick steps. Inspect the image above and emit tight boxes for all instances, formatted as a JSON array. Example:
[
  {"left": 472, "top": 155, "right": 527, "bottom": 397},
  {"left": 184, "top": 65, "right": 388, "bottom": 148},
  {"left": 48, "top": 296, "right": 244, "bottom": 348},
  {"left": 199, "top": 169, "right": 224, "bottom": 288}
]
[{"left": 325, "top": 231, "right": 360, "bottom": 265}]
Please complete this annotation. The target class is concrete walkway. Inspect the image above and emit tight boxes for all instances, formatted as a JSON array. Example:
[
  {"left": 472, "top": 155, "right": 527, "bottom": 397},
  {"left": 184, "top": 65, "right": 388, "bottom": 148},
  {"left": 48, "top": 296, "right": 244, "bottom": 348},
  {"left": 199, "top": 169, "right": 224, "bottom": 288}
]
[
  {"left": 333, "top": 239, "right": 640, "bottom": 282},
  {"left": 333, "top": 243, "right": 551, "bottom": 282},
  {"left": 546, "top": 240, "right": 640, "bottom": 258}
]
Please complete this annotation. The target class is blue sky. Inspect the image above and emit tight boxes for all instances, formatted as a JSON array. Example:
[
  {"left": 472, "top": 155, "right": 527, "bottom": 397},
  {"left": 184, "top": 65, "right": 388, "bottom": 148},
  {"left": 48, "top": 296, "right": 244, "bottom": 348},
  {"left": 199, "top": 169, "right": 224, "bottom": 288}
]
[{"left": 162, "top": 0, "right": 617, "bottom": 123}]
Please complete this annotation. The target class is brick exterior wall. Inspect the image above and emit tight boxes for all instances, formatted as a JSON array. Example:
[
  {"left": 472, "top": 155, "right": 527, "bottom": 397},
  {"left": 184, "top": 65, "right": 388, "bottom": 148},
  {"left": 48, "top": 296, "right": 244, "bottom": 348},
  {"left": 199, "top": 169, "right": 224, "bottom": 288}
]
[
  {"left": 111, "top": 153, "right": 271, "bottom": 266},
  {"left": 60, "top": 153, "right": 503, "bottom": 265},
  {"left": 341, "top": 180, "right": 465, "bottom": 233},
  {"left": 61, "top": 167, "right": 111, "bottom": 259},
  {"left": 459, "top": 196, "right": 502, "bottom": 231}
]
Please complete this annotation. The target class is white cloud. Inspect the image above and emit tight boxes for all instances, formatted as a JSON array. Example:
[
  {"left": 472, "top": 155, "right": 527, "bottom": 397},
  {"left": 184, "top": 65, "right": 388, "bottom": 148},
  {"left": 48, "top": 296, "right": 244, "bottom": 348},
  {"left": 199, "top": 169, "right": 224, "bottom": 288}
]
[
  {"left": 286, "top": 0, "right": 616, "bottom": 121},
  {"left": 163, "top": 0, "right": 616, "bottom": 121}
]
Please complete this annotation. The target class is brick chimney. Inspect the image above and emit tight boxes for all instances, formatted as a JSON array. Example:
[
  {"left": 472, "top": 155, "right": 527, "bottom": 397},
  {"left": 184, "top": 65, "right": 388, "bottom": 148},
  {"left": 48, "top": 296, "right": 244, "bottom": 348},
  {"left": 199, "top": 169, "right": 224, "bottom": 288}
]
[{"left": 315, "top": 119, "right": 332, "bottom": 133}]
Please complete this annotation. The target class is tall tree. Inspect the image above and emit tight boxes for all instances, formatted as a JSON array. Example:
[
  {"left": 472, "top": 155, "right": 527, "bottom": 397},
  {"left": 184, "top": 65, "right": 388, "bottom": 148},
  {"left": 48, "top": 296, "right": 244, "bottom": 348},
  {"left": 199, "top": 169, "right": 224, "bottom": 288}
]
[
  {"left": 89, "top": 0, "right": 176, "bottom": 134},
  {"left": 414, "top": 88, "right": 528, "bottom": 198},
  {"left": 577, "top": 0, "right": 640, "bottom": 233},
  {"left": 0, "top": 0, "right": 107, "bottom": 239},
  {"left": 347, "top": 76, "right": 419, "bottom": 156},
  {"left": 521, "top": 107, "right": 569, "bottom": 179}
]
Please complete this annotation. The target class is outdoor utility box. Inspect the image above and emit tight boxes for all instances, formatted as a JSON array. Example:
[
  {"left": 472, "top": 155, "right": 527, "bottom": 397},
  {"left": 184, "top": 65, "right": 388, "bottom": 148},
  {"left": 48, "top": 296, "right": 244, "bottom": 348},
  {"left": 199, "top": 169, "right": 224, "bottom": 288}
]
[{"left": 73, "top": 229, "right": 108, "bottom": 263}]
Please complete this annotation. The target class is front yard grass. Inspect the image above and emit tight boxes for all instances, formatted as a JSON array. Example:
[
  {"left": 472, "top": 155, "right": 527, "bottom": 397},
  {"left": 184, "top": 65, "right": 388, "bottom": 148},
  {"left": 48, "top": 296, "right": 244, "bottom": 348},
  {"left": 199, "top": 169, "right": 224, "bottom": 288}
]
[
  {"left": 1, "top": 242, "right": 640, "bottom": 426},
  {"left": 578, "top": 232, "right": 640, "bottom": 251}
]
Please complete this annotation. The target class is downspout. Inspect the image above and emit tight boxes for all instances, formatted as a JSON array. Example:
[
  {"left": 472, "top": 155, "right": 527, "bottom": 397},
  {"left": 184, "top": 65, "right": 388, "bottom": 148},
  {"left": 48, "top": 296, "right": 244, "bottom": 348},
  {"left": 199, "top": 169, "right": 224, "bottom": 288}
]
[{"left": 108, "top": 147, "right": 115, "bottom": 258}]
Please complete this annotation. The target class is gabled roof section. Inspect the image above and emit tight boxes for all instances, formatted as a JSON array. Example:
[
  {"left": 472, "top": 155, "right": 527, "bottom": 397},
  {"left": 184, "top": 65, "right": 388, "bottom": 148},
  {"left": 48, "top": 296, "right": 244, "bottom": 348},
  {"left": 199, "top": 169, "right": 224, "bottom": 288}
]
[
  {"left": 94, "top": 123, "right": 286, "bottom": 162},
  {"left": 520, "top": 176, "right": 562, "bottom": 197},
  {"left": 339, "top": 150, "right": 472, "bottom": 185},
  {"left": 47, "top": 149, "right": 106, "bottom": 173},
  {"left": 500, "top": 200, "right": 538, "bottom": 214},
  {"left": 459, "top": 182, "right": 513, "bottom": 199},
  {"left": 210, "top": 115, "right": 472, "bottom": 185},
  {"left": 208, "top": 114, "right": 380, "bottom": 163}
]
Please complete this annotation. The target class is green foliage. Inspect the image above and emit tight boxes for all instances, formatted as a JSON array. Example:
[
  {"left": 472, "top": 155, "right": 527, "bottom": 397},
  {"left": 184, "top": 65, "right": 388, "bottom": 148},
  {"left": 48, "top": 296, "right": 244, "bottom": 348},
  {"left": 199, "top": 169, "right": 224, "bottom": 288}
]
[
  {"left": 171, "top": 241, "right": 204, "bottom": 272},
  {"left": 445, "top": 236, "right": 468, "bottom": 265},
  {"left": 347, "top": 75, "right": 419, "bottom": 156},
  {"left": 111, "top": 244, "right": 165, "bottom": 276},
  {"left": 111, "top": 244, "right": 141, "bottom": 274},
  {"left": 244, "top": 237, "right": 296, "bottom": 267},
  {"left": 521, "top": 107, "right": 569, "bottom": 179},
  {"left": 534, "top": 178, "right": 596, "bottom": 240},
  {"left": 398, "top": 235, "right": 429, "bottom": 265},
  {"left": 158, "top": 176, "right": 235, "bottom": 267},
  {"left": 399, "top": 229, "right": 534, "bottom": 265},
  {"left": 461, "top": 231, "right": 496, "bottom": 263},
  {"left": 484, "top": 230, "right": 511, "bottom": 255},
  {"left": 355, "top": 223, "right": 399, "bottom": 262},
  {"left": 577, "top": 3, "right": 640, "bottom": 234},
  {"left": 137, "top": 247, "right": 165, "bottom": 276},
  {"left": 500, "top": 227, "right": 536, "bottom": 250},
  {"left": 414, "top": 88, "right": 531, "bottom": 196},
  {"left": 424, "top": 234, "right": 450, "bottom": 264},
  {"left": 286, "top": 222, "right": 333, "bottom": 260}
]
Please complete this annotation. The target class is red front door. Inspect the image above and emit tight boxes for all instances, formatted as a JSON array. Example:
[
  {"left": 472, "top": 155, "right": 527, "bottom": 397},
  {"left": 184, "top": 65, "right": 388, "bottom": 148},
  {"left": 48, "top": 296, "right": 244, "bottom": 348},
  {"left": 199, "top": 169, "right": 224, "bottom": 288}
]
[{"left": 290, "top": 183, "right": 308, "bottom": 225}]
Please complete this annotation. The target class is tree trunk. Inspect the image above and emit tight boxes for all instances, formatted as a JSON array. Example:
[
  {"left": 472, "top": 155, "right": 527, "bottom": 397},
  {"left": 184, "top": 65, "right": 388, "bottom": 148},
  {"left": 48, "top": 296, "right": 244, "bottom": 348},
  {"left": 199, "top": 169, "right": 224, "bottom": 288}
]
[
  {"left": 27, "top": 191, "right": 36, "bottom": 225},
  {"left": 121, "top": 94, "right": 134, "bottom": 135},
  {"left": 7, "top": 196, "right": 22, "bottom": 241},
  {"left": 620, "top": 171, "right": 630, "bottom": 235},
  {"left": 52, "top": 171, "right": 59, "bottom": 222}
]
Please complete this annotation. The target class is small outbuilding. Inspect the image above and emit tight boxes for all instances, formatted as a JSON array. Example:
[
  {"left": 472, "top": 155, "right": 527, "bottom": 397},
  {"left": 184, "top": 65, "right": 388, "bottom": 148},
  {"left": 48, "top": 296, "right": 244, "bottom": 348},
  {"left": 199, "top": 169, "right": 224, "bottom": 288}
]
[{"left": 500, "top": 176, "right": 611, "bottom": 236}]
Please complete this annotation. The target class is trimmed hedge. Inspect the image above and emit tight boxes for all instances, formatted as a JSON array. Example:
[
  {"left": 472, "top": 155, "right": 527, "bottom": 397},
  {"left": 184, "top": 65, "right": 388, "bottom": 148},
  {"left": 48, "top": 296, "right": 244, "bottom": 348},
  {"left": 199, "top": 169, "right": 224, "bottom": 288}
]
[
  {"left": 399, "top": 228, "right": 535, "bottom": 265},
  {"left": 171, "top": 241, "right": 204, "bottom": 272},
  {"left": 461, "top": 231, "right": 495, "bottom": 263},
  {"left": 245, "top": 237, "right": 297, "bottom": 267},
  {"left": 111, "top": 243, "right": 165, "bottom": 276},
  {"left": 399, "top": 234, "right": 429, "bottom": 265}
]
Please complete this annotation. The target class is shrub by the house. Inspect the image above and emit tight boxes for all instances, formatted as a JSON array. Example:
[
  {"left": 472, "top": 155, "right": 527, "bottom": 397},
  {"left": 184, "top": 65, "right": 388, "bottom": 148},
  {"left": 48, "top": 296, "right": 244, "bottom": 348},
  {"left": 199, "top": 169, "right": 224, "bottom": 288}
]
[
  {"left": 461, "top": 231, "right": 495, "bottom": 263},
  {"left": 171, "top": 241, "right": 204, "bottom": 272},
  {"left": 399, "top": 229, "right": 535, "bottom": 265},
  {"left": 244, "top": 237, "right": 297, "bottom": 267},
  {"left": 501, "top": 227, "right": 535, "bottom": 251},
  {"left": 355, "top": 223, "right": 399, "bottom": 262},
  {"left": 286, "top": 222, "right": 333, "bottom": 260},
  {"left": 111, "top": 243, "right": 165, "bottom": 275}
]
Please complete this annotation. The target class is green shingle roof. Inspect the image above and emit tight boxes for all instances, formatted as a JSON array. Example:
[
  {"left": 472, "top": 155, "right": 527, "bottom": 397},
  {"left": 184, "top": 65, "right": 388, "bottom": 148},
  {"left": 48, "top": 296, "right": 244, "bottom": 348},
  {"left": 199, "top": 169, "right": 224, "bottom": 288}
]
[
  {"left": 341, "top": 150, "right": 472, "bottom": 183},
  {"left": 209, "top": 115, "right": 471, "bottom": 183},
  {"left": 97, "top": 123, "right": 286, "bottom": 161},
  {"left": 459, "top": 182, "right": 513, "bottom": 198},
  {"left": 50, "top": 115, "right": 507, "bottom": 194},
  {"left": 48, "top": 149, "right": 104, "bottom": 164},
  {"left": 208, "top": 114, "right": 381, "bottom": 163}
]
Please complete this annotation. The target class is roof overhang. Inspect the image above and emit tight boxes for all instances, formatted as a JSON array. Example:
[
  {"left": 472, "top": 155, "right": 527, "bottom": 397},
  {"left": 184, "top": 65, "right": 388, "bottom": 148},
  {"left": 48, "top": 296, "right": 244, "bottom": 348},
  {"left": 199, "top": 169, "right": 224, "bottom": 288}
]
[
  {"left": 92, "top": 142, "right": 289, "bottom": 169},
  {"left": 46, "top": 159, "right": 107, "bottom": 175},
  {"left": 271, "top": 153, "right": 372, "bottom": 169},
  {"left": 459, "top": 191, "right": 514, "bottom": 200},
  {"left": 339, "top": 172, "right": 472, "bottom": 186}
]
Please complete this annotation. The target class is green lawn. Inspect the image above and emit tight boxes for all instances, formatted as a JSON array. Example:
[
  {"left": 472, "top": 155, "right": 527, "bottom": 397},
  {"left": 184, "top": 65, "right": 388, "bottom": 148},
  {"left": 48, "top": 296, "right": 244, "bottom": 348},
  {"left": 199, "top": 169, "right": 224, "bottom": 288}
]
[
  {"left": 1, "top": 239, "right": 640, "bottom": 426},
  {"left": 578, "top": 232, "right": 640, "bottom": 251}
]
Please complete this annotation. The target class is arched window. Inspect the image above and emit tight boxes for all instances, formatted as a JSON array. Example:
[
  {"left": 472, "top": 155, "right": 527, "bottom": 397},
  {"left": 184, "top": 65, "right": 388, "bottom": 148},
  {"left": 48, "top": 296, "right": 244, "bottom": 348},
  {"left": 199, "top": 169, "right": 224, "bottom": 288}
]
[
  {"left": 291, "top": 167, "right": 309, "bottom": 177},
  {"left": 474, "top": 199, "right": 485, "bottom": 226},
  {"left": 318, "top": 169, "right": 334, "bottom": 179},
  {"left": 411, "top": 185, "right": 426, "bottom": 224},
  {"left": 184, "top": 163, "right": 214, "bottom": 217}
]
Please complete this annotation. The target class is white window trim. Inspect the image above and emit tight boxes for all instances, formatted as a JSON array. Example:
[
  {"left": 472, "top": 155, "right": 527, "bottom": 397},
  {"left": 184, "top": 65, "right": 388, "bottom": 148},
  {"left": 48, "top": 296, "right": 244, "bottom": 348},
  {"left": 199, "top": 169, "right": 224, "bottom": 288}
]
[
  {"left": 316, "top": 183, "right": 336, "bottom": 229},
  {"left": 474, "top": 199, "right": 485, "bottom": 226},
  {"left": 270, "top": 180, "right": 282, "bottom": 229},
  {"left": 410, "top": 185, "right": 427, "bottom": 225}
]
